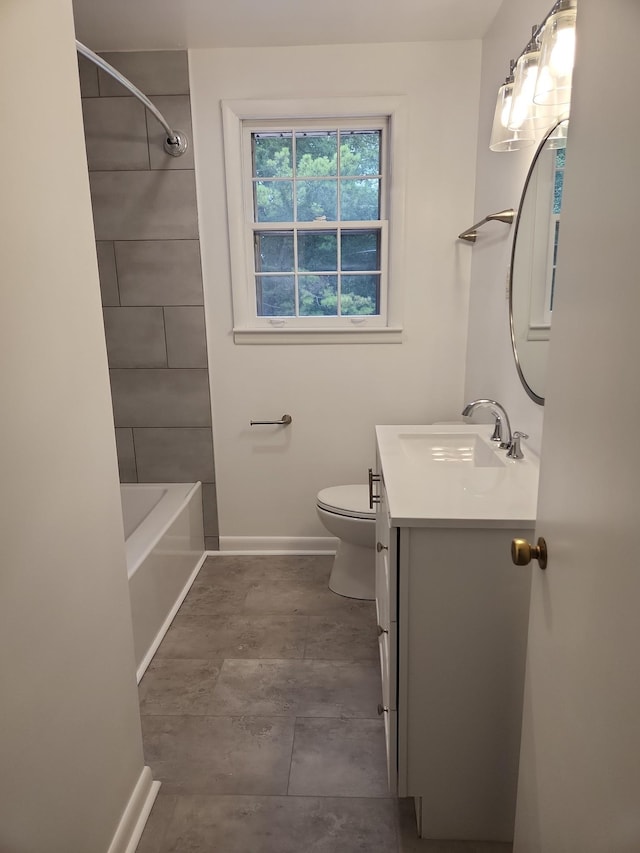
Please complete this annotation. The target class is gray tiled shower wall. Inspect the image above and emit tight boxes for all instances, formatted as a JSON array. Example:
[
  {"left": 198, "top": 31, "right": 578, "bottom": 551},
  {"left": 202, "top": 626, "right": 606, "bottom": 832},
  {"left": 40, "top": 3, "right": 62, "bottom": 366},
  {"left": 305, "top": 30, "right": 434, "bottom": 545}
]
[{"left": 79, "top": 50, "right": 219, "bottom": 549}]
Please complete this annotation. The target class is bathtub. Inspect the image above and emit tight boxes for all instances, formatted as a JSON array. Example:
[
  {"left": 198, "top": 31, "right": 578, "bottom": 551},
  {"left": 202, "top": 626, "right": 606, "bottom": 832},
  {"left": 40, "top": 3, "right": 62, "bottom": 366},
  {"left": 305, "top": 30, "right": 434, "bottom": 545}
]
[{"left": 122, "top": 482, "right": 205, "bottom": 682}]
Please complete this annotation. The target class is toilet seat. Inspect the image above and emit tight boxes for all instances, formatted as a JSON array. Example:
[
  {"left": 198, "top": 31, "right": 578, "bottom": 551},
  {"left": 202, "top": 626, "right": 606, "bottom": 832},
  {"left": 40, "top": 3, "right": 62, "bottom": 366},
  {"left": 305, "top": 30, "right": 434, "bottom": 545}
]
[{"left": 317, "top": 485, "right": 375, "bottom": 520}]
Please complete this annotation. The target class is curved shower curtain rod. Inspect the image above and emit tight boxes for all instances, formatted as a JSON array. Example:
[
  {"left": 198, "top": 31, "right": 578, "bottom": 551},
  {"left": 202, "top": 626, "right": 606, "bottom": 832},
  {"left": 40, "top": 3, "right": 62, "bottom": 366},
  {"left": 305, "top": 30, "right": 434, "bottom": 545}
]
[{"left": 75, "top": 40, "right": 188, "bottom": 157}]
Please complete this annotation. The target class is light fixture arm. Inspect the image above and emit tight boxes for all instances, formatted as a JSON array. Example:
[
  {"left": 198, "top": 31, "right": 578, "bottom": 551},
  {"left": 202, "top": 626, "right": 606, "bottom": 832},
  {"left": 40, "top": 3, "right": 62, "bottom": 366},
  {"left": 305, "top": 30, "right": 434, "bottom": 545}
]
[{"left": 511, "top": 0, "right": 574, "bottom": 74}]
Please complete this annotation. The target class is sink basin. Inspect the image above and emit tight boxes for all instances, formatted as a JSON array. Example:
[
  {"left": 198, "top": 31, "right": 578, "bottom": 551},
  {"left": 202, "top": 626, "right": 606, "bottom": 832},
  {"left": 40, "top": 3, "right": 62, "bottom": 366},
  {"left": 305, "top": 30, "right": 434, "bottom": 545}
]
[
  {"left": 375, "top": 424, "right": 539, "bottom": 526},
  {"left": 398, "top": 433, "right": 505, "bottom": 468}
]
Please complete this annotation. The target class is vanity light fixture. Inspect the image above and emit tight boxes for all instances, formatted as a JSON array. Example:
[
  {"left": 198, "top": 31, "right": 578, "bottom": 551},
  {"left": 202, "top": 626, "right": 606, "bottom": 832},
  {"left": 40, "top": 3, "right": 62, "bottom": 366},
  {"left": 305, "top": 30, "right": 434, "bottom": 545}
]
[
  {"left": 489, "top": 0, "right": 577, "bottom": 152},
  {"left": 508, "top": 28, "right": 561, "bottom": 132},
  {"left": 508, "top": 29, "right": 542, "bottom": 132},
  {"left": 489, "top": 61, "right": 535, "bottom": 152},
  {"left": 534, "top": 0, "right": 577, "bottom": 107}
]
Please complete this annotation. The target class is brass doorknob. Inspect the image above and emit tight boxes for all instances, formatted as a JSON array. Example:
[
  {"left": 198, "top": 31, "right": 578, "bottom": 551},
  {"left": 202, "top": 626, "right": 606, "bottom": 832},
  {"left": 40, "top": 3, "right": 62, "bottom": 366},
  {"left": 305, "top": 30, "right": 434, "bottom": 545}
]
[{"left": 511, "top": 537, "right": 548, "bottom": 570}]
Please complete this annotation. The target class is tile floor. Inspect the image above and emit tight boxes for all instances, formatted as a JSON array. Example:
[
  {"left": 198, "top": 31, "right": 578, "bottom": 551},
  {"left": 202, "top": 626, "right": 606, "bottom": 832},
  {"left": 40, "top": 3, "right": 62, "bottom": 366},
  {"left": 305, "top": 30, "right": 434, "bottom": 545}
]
[{"left": 136, "top": 555, "right": 512, "bottom": 853}]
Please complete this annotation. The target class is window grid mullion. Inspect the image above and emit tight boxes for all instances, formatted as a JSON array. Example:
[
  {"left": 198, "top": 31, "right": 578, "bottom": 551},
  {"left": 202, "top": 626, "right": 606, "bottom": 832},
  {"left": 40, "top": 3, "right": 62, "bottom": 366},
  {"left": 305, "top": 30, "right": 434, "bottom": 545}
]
[
  {"left": 337, "top": 226, "right": 342, "bottom": 317},
  {"left": 253, "top": 174, "right": 381, "bottom": 183},
  {"left": 254, "top": 267, "right": 380, "bottom": 276},
  {"left": 293, "top": 225, "right": 300, "bottom": 318},
  {"left": 336, "top": 131, "right": 342, "bottom": 316},
  {"left": 336, "top": 127, "right": 342, "bottom": 218},
  {"left": 291, "top": 128, "right": 298, "bottom": 224},
  {"left": 380, "top": 122, "right": 387, "bottom": 218},
  {"left": 252, "top": 219, "right": 382, "bottom": 230},
  {"left": 291, "top": 130, "right": 300, "bottom": 317}
]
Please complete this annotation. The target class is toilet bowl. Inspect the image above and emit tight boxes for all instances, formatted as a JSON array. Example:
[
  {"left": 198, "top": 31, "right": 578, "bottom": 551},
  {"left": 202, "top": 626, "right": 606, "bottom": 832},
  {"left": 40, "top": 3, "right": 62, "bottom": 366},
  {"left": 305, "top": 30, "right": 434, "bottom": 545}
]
[{"left": 316, "top": 485, "right": 376, "bottom": 600}]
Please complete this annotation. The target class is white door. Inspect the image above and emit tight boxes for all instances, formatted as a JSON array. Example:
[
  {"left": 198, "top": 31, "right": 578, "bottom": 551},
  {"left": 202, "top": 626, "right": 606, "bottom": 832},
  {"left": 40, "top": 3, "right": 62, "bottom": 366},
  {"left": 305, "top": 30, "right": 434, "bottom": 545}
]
[{"left": 514, "top": 2, "right": 640, "bottom": 850}]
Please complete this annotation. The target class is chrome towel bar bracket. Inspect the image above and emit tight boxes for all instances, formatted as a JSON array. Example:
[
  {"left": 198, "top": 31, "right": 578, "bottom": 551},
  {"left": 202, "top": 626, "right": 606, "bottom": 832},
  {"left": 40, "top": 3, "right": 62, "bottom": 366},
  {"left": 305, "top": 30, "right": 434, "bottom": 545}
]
[
  {"left": 458, "top": 208, "right": 516, "bottom": 243},
  {"left": 250, "top": 414, "right": 293, "bottom": 426}
]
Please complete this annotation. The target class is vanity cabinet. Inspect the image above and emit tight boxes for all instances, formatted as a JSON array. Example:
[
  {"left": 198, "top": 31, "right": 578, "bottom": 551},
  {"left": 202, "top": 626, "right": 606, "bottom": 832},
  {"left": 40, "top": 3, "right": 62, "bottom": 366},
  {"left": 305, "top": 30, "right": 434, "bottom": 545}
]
[{"left": 374, "top": 438, "right": 536, "bottom": 842}]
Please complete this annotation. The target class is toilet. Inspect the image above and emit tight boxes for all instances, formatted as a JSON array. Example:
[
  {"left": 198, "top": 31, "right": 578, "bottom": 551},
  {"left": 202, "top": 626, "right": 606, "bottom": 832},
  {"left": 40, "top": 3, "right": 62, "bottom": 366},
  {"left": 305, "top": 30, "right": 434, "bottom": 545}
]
[{"left": 316, "top": 485, "right": 376, "bottom": 600}]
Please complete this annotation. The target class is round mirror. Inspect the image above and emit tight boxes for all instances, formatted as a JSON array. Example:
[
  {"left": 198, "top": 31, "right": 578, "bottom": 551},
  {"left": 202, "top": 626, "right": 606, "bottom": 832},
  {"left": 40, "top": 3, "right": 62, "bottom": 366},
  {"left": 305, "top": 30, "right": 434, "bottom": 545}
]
[{"left": 510, "top": 119, "right": 568, "bottom": 404}]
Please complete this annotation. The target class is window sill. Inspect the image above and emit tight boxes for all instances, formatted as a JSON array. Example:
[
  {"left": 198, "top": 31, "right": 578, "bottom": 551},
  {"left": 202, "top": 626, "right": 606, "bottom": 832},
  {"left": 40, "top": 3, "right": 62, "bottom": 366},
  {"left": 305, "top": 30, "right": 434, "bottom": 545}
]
[{"left": 232, "top": 326, "right": 404, "bottom": 345}]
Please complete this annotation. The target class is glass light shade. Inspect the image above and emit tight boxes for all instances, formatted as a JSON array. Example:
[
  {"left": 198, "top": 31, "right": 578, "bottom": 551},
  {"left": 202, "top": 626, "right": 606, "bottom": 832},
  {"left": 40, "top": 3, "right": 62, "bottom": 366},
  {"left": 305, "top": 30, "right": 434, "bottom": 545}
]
[
  {"left": 534, "top": 5, "right": 577, "bottom": 106},
  {"left": 490, "top": 81, "right": 535, "bottom": 152},
  {"left": 547, "top": 118, "right": 569, "bottom": 149},
  {"left": 508, "top": 49, "right": 541, "bottom": 130},
  {"left": 509, "top": 46, "right": 564, "bottom": 131}
]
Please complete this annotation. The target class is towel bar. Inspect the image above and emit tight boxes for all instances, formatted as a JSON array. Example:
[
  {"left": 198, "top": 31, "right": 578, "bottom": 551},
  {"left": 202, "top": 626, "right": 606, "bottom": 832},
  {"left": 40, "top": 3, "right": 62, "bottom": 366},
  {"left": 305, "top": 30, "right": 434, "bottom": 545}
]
[
  {"left": 458, "top": 209, "right": 516, "bottom": 243},
  {"left": 250, "top": 414, "right": 293, "bottom": 426}
]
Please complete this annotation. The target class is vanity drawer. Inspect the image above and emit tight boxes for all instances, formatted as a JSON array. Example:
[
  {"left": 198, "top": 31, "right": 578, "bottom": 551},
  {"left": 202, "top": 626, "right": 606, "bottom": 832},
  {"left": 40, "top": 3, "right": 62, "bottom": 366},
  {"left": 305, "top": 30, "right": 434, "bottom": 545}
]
[
  {"left": 378, "top": 623, "right": 397, "bottom": 711},
  {"left": 376, "top": 550, "right": 391, "bottom": 630},
  {"left": 375, "top": 529, "right": 397, "bottom": 625},
  {"left": 374, "top": 470, "right": 390, "bottom": 546},
  {"left": 376, "top": 503, "right": 390, "bottom": 549},
  {"left": 378, "top": 625, "right": 398, "bottom": 793},
  {"left": 383, "top": 706, "right": 398, "bottom": 795},
  {"left": 375, "top": 479, "right": 397, "bottom": 609}
]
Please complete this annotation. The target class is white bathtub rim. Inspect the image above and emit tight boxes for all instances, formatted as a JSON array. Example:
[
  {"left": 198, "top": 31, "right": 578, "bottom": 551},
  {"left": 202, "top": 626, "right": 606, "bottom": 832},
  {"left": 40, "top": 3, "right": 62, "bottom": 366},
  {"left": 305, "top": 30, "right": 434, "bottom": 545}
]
[
  {"left": 124, "top": 482, "right": 201, "bottom": 579},
  {"left": 120, "top": 484, "right": 167, "bottom": 540},
  {"left": 135, "top": 550, "right": 207, "bottom": 684}
]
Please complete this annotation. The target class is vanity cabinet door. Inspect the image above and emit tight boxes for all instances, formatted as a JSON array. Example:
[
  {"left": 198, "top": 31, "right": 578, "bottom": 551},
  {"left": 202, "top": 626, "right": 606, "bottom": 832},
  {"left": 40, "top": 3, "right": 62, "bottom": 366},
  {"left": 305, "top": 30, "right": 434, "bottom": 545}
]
[{"left": 399, "top": 526, "right": 532, "bottom": 838}]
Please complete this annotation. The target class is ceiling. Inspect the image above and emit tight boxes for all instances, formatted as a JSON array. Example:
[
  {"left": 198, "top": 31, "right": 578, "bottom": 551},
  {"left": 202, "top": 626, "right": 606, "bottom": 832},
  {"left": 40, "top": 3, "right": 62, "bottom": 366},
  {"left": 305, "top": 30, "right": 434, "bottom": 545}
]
[{"left": 72, "top": 0, "right": 502, "bottom": 51}]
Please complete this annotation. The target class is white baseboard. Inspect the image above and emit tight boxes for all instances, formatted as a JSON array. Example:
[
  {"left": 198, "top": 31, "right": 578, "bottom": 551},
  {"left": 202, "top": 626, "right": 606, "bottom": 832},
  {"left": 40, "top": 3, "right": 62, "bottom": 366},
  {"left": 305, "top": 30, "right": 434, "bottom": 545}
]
[
  {"left": 135, "top": 551, "right": 208, "bottom": 684},
  {"left": 107, "top": 766, "right": 160, "bottom": 853},
  {"left": 217, "top": 536, "right": 339, "bottom": 553}
]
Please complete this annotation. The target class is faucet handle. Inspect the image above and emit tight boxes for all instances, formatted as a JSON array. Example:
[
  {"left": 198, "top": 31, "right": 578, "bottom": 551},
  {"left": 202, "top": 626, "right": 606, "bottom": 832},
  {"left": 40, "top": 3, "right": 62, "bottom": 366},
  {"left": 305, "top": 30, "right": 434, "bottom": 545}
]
[
  {"left": 506, "top": 431, "right": 529, "bottom": 460},
  {"left": 489, "top": 413, "right": 502, "bottom": 443}
]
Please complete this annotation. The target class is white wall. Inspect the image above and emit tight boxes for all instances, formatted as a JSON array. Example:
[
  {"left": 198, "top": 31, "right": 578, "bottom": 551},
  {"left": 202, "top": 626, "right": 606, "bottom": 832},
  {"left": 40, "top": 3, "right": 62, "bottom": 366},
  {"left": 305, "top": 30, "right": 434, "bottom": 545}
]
[
  {"left": 190, "top": 41, "right": 481, "bottom": 541},
  {"left": 0, "top": 2, "right": 146, "bottom": 850},
  {"left": 464, "top": 0, "right": 554, "bottom": 456}
]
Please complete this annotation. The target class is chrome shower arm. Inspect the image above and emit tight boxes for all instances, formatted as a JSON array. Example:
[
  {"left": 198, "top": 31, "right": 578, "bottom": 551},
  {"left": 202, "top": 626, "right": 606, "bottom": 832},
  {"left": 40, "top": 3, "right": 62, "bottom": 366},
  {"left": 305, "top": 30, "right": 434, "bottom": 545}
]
[{"left": 75, "top": 40, "right": 188, "bottom": 157}]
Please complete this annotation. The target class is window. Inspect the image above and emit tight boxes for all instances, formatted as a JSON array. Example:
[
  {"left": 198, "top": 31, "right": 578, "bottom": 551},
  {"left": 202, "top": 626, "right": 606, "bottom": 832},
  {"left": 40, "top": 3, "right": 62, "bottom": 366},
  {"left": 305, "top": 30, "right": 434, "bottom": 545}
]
[
  {"left": 252, "top": 123, "right": 384, "bottom": 320},
  {"left": 222, "top": 98, "right": 406, "bottom": 343}
]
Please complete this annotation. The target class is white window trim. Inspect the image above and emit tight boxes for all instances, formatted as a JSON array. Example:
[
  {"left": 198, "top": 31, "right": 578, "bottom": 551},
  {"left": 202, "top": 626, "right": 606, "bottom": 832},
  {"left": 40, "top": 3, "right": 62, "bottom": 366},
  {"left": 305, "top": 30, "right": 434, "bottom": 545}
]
[{"left": 221, "top": 96, "right": 407, "bottom": 344}]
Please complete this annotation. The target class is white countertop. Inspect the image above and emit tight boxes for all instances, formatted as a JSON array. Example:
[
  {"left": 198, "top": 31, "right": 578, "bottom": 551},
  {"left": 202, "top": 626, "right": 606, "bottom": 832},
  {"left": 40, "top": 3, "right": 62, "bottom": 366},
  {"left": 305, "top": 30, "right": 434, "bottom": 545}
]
[{"left": 376, "top": 424, "right": 539, "bottom": 528}]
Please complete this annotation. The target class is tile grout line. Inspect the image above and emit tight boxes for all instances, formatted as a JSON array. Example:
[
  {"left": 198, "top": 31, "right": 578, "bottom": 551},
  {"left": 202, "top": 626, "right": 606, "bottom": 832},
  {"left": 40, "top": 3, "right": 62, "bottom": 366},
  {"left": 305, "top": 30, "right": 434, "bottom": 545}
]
[
  {"left": 301, "top": 613, "right": 311, "bottom": 660},
  {"left": 110, "top": 239, "right": 122, "bottom": 307},
  {"left": 147, "top": 793, "right": 398, "bottom": 802},
  {"left": 285, "top": 714, "right": 299, "bottom": 797},
  {"left": 130, "top": 427, "right": 140, "bottom": 483},
  {"left": 161, "top": 306, "right": 170, "bottom": 367},
  {"left": 143, "top": 108, "right": 152, "bottom": 171}
]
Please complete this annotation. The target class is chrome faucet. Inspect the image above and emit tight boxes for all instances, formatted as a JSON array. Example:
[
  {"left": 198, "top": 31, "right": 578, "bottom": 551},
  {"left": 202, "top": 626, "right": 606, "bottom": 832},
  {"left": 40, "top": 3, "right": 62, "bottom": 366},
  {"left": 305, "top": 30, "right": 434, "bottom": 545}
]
[
  {"left": 461, "top": 399, "right": 512, "bottom": 449},
  {"left": 506, "top": 431, "right": 529, "bottom": 459}
]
